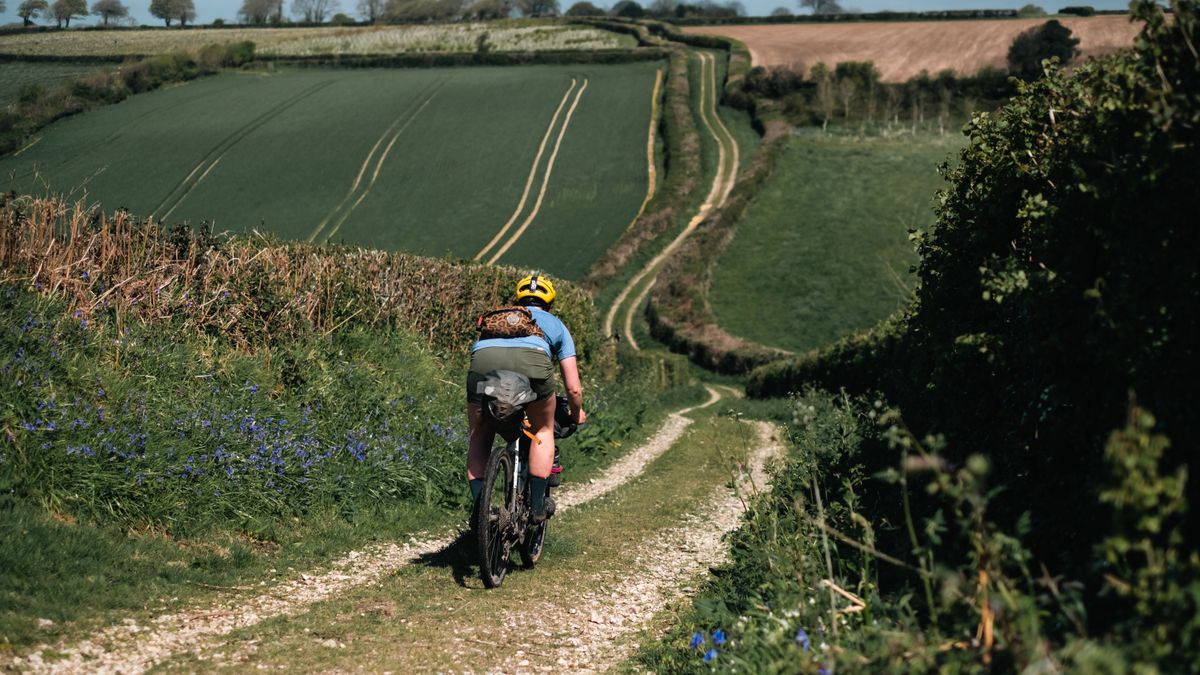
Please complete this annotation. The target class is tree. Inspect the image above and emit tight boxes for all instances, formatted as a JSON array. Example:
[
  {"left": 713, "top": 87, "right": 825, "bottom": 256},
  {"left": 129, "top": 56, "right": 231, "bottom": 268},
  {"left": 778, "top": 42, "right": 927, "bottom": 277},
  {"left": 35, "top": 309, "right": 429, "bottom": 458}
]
[
  {"left": 239, "top": 0, "right": 276, "bottom": 22},
  {"left": 91, "top": 0, "right": 128, "bottom": 25},
  {"left": 18, "top": 0, "right": 49, "bottom": 24},
  {"left": 563, "top": 0, "right": 601, "bottom": 14},
  {"left": 355, "top": 0, "right": 383, "bottom": 22},
  {"left": 515, "top": 0, "right": 556, "bottom": 16},
  {"left": 51, "top": 0, "right": 86, "bottom": 25},
  {"left": 149, "top": 0, "right": 172, "bottom": 24},
  {"left": 170, "top": 0, "right": 196, "bottom": 25},
  {"left": 647, "top": 0, "right": 675, "bottom": 16},
  {"left": 811, "top": 62, "right": 835, "bottom": 131},
  {"left": 610, "top": 0, "right": 642, "bottom": 16},
  {"left": 291, "top": 0, "right": 337, "bottom": 22},
  {"left": 798, "top": 0, "right": 840, "bottom": 14},
  {"left": 1017, "top": 3, "right": 1045, "bottom": 17},
  {"left": 464, "top": 0, "right": 510, "bottom": 19},
  {"left": 1007, "top": 19, "right": 1080, "bottom": 81},
  {"left": 770, "top": 5, "right": 791, "bottom": 15},
  {"left": 330, "top": 10, "right": 353, "bottom": 21}
]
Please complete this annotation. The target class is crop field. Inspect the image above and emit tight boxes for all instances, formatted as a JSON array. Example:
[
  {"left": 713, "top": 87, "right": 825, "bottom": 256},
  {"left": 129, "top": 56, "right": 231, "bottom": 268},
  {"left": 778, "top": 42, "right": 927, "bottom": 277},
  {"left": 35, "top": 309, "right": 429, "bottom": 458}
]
[
  {"left": 0, "top": 24, "right": 628, "bottom": 58},
  {"left": 0, "top": 63, "right": 658, "bottom": 279},
  {"left": 709, "top": 132, "right": 963, "bottom": 353},
  {"left": 0, "top": 61, "right": 114, "bottom": 105},
  {"left": 684, "top": 15, "right": 1141, "bottom": 81}
]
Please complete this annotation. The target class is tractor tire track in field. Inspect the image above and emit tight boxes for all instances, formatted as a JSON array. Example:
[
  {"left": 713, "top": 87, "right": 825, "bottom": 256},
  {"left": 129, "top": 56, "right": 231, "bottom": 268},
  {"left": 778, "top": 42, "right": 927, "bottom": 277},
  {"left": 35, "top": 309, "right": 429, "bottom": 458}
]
[
  {"left": 604, "top": 51, "right": 739, "bottom": 350},
  {"left": 4, "top": 77, "right": 252, "bottom": 184},
  {"left": 308, "top": 77, "right": 449, "bottom": 245},
  {"left": 615, "top": 68, "right": 664, "bottom": 246},
  {"left": 9, "top": 387, "right": 727, "bottom": 674},
  {"left": 150, "top": 79, "right": 335, "bottom": 223},
  {"left": 312, "top": 79, "right": 448, "bottom": 245},
  {"left": 482, "top": 77, "right": 590, "bottom": 266},
  {"left": 474, "top": 78, "right": 579, "bottom": 262},
  {"left": 488, "top": 419, "right": 784, "bottom": 673}
]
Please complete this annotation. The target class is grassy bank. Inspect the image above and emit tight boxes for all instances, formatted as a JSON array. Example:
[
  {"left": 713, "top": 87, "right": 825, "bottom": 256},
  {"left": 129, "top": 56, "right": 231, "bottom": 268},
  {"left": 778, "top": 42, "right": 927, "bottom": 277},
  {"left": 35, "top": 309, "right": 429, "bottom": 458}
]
[
  {"left": 710, "top": 131, "right": 961, "bottom": 354},
  {"left": 0, "top": 193, "right": 706, "bottom": 651}
]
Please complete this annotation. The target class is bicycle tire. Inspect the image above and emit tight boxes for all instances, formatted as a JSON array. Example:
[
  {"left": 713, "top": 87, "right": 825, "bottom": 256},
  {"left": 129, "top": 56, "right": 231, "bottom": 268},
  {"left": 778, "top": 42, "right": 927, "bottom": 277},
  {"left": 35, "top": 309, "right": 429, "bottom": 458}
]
[
  {"left": 477, "top": 445, "right": 516, "bottom": 588},
  {"left": 519, "top": 486, "right": 548, "bottom": 568}
]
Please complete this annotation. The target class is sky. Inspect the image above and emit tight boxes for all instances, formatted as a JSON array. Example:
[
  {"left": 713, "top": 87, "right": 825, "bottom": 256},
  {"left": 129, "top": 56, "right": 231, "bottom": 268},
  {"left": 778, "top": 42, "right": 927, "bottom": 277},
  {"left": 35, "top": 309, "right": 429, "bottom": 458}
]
[{"left": 1, "top": 0, "right": 1134, "bottom": 34}]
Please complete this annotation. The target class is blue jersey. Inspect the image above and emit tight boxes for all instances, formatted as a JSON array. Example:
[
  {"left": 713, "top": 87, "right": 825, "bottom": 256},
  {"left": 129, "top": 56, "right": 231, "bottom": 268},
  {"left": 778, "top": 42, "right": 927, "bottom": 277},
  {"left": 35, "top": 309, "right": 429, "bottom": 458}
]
[{"left": 472, "top": 307, "right": 576, "bottom": 361}]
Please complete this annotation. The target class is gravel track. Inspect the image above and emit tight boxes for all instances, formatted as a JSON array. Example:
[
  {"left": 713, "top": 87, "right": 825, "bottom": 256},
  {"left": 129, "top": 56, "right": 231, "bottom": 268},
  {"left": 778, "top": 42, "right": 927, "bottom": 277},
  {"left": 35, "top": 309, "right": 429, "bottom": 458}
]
[
  {"left": 488, "top": 420, "right": 785, "bottom": 673},
  {"left": 6, "top": 386, "right": 727, "bottom": 674}
]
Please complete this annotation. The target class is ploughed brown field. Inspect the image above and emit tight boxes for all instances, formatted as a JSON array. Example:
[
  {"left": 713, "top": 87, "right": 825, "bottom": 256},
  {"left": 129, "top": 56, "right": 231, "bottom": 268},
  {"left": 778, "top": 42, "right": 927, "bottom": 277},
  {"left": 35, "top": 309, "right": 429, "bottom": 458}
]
[{"left": 684, "top": 15, "right": 1141, "bottom": 81}]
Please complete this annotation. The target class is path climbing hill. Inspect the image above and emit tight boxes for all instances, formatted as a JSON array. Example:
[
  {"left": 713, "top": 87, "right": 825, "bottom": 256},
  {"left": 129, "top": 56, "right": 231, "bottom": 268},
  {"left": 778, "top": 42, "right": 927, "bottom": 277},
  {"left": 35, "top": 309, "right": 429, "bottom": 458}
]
[
  {"left": 604, "top": 50, "right": 741, "bottom": 350},
  {"left": 9, "top": 386, "right": 782, "bottom": 674}
]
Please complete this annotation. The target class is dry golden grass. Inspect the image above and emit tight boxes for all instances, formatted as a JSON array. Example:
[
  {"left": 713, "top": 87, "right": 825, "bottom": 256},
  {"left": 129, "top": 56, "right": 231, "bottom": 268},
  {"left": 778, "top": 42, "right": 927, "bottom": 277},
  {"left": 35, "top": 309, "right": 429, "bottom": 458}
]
[
  {"left": 684, "top": 15, "right": 1142, "bottom": 81},
  {"left": 0, "top": 196, "right": 607, "bottom": 363}
]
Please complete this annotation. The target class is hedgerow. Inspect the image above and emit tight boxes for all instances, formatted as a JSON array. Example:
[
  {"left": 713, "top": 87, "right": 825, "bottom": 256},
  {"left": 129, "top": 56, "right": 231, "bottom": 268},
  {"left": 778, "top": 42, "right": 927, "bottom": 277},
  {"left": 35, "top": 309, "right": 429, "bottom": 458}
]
[
  {"left": 0, "top": 42, "right": 255, "bottom": 156},
  {"left": 727, "top": 0, "right": 1200, "bottom": 668}
]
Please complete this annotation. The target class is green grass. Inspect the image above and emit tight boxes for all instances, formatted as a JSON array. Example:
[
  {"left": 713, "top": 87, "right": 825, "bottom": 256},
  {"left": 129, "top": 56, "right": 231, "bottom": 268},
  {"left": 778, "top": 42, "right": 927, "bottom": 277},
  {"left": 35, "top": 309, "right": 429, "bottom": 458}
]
[
  {"left": 709, "top": 131, "right": 963, "bottom": 353},
  {"left": 0, "top": 62, "right": 115, "bottom": 106},
  {"left": 153, "top": 406, "right": 753, "bottom": 672},
  {"left": 0, "top": 63, "right": 658, "bottom": 280},
  {"left": 0, "top": 278, "right": 698, "bottom": 651}
]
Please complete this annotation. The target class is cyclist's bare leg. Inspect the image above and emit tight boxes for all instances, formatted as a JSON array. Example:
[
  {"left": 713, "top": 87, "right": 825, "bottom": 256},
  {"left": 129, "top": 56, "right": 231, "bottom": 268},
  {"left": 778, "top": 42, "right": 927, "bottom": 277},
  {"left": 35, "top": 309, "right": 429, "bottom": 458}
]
[
  {"left": 466, "top": 403, "right": 495, "bottom": 481},
  {"left": 525, "top": 395, "right": 556, "bottom": 479}
]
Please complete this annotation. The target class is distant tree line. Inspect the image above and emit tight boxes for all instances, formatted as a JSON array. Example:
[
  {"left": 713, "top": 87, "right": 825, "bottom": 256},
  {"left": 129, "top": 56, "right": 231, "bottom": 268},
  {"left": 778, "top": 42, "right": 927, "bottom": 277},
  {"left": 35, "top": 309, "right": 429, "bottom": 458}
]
[{"left": 731, "top": 19, "right": 1082, "bottom": 134}]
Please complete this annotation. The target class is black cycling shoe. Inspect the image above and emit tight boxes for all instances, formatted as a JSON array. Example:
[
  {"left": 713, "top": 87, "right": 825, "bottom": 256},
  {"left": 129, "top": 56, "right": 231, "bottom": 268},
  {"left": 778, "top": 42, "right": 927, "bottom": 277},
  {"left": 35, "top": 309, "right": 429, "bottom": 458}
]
[
  {"left": 548, "top": 463, "right": 563, "bottom": 488},
  {"left": 531, "top": 497, "right": 555, "bottom": 525}
]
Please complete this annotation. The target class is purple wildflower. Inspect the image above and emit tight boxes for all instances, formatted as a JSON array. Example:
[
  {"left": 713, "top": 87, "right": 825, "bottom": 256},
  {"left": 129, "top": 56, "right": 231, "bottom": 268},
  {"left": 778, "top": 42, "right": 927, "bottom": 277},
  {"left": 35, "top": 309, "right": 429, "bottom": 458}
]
[
  {"left": 703, "top": 648, "right": 717, "bottom": 663},
  {"left": 796, "top": 628, "right": 810, "bottom": 651},
  {"left": 690, "top": 632, "right": 704, "bottom": 650}
]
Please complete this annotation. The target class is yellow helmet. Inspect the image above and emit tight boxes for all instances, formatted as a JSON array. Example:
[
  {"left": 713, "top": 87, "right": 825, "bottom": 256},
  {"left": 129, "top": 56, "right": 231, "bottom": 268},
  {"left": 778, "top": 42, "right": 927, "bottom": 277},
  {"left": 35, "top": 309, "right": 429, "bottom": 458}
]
[{"left": 516, "top": 273, "right": 556, "bottom": 305}]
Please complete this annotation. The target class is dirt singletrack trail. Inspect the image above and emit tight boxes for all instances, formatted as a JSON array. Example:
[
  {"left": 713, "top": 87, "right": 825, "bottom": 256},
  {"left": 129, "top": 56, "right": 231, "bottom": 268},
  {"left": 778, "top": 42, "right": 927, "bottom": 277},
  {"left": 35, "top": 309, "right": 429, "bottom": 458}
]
[
  {"left": 9, "top": 386, "right": 766, "bottom": 674},
  {"left": 603, "top": 50, "right": 740, "bottom": 349}
]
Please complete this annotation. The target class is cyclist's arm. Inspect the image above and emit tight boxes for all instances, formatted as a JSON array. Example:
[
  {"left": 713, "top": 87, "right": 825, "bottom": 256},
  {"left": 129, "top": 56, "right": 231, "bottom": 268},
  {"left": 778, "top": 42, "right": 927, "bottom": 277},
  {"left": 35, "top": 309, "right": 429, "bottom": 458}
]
[{"left": 559, "top": 356, "right": 586, "bottom": 424}]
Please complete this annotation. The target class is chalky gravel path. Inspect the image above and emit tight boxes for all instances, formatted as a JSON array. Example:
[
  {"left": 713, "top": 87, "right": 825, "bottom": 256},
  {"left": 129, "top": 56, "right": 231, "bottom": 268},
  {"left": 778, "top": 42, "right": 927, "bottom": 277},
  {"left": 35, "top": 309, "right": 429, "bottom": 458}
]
[{"left": 8, "top": 387, "right": 727, "bottom": 674}]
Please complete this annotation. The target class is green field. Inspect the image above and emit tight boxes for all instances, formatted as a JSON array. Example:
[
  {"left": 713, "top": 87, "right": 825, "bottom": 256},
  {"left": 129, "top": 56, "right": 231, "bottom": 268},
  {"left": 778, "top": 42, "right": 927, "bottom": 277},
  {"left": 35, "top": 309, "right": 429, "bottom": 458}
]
[
  {"left": 709, "top": 132, "right": 963, "bottom": 353},
  {"left": 0, "top": 61, "right": 114, "bottom": 106},
  {"left": 0, "top": 63, "right": 657, "bottom": 279}
]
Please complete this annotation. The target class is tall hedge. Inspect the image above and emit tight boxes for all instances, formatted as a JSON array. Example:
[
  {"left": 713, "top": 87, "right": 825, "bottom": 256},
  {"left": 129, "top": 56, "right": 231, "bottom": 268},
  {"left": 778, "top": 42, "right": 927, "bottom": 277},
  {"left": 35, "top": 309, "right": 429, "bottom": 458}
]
[{"left": 751, "top": 0, "right": 1198, "bottom": 578}]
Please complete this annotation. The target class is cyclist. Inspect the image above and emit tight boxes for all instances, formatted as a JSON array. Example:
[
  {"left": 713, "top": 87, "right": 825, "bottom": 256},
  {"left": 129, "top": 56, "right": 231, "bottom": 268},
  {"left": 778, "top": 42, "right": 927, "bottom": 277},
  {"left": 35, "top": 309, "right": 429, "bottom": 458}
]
[{"left": 467, "top": 273, "right": 586, "bottom": 524}]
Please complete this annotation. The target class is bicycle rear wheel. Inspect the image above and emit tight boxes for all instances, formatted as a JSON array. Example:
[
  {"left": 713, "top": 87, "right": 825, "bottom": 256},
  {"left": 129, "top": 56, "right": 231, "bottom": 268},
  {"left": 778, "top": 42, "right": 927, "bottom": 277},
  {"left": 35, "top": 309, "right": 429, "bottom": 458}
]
[{"left": 477, "top": 445, "right": 516, "bottom": 588}]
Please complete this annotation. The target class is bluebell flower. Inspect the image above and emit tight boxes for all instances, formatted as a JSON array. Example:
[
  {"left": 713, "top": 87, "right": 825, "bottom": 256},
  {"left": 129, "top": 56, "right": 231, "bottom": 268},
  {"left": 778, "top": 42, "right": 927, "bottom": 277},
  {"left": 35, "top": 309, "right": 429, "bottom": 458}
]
[
  {"left": 690, "top": 632, "right": 704, "bottom": 649},
  {"left": 796, "top": 628, "right": 810, "bottom": 652},
  {"left": 817, "top": 667, "right": 831, "bottom": 675},
  {"left": 712, "top": 629, "right": 726, "bottom": 646},
  {"left": 703, "top": 648, "right": 717, "bottom": 663}
]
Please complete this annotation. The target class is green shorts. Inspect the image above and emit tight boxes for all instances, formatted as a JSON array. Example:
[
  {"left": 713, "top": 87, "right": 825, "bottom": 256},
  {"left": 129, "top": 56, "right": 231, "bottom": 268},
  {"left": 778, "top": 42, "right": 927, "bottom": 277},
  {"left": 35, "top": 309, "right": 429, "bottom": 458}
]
[{"left": 466, "top": 347, "right": 555, "bottom": 405}]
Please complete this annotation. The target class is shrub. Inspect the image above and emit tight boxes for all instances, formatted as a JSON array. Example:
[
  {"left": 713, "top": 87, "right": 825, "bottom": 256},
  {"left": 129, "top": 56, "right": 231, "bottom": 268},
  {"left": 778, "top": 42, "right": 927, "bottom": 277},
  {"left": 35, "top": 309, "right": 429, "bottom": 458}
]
[
  {"left": 1006, "top": 18, "right": 1080, "bottom": 80},
  {"left": 1059, "top": 5, "right": 1096, "bottom": 16}
]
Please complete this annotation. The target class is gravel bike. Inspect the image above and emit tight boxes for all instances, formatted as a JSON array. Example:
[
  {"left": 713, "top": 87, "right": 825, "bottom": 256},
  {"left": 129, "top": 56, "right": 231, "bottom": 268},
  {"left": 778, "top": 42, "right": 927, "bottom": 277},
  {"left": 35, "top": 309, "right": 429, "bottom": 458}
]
[{"left": 474, "top": 393, "right": 577, "bottom": 589}]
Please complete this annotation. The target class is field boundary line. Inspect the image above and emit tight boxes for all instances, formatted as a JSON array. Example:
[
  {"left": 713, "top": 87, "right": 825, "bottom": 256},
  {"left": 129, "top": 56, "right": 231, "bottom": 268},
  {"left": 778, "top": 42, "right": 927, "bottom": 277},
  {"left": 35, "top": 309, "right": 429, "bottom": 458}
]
[
  {"left": 320, "top": 90, "right": 441, "bottom": 244},
  {"left": 151, "top": 79, "right": 334, "bottom": 223},
  {"left": 486, "top": 77, "right": 590, "bottom": 265},
  {"left": 308, "top": 77, "right": 449, "bottom": 244},
  {"left": 8, "top": 388, "right": 728, "bottom": 675},
  {"left": 474, "top": 78, "right": 578, "bottom": 261}
]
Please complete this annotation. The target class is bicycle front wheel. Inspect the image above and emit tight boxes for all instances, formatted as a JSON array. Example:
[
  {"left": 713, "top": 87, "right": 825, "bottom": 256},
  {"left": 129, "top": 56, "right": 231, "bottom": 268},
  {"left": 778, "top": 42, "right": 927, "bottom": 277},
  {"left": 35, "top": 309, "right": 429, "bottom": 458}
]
[{"left": 477, "top": 445, "right": 516, "bottom": 588}]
